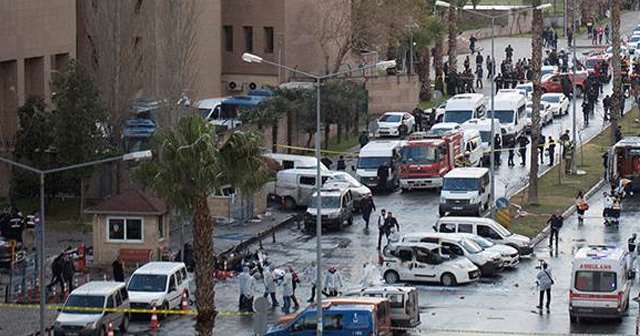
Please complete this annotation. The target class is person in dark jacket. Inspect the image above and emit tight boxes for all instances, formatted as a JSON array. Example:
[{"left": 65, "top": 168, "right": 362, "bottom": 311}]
[
  {"left": 336, "top": 156, "right": 346, "bottom": 171},
  {"left": 383, "top": 212, "right": 400, "bottom": 238},
  {"left": 46, "top": 253, "right": 65, "bottom": 293},
  {"left": 517, "top": 134, "right": 530, "bottom": 166},
  {"left": 507, "top": 137, "right": 516, "bottom": 167},
  {"left": 538, "top": 136, "right": 546, "bottom": 165},
  {"left": 494, "top": 134, "right": 502, "bottom": 166},
  {"left": 547, "top": 212, "right": 563, "bottom": 250},
  {"left": 358, "top": 131, "right": 369, "bottom": 149},
  {"left": 360, "top": 195, "right": 376, "bottom": 229},
  {"left": 547, "top": 136, "right": 557, "bottom": 166},
  {"left": 62, "top": 254, "right": 76, "bottom": 292},
  {"left": 376, "top": 162, "right": 389, "bottom": 192},
  {"left": 112, "top": 256, "right": 125, "bottom": 282}
]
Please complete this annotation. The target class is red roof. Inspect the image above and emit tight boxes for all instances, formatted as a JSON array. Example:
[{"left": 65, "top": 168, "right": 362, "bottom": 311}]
[{"left": 85, "top": 188, "right": 167, "bottom": 215}]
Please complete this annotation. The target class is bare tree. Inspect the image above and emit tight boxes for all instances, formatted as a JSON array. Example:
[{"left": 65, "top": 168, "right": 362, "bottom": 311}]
[{"left": 528, "top": 0, "right": 544, "bottom": 205}]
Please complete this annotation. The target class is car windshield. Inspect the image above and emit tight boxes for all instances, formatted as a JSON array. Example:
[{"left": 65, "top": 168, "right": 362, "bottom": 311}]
[
  {"left": 379, "top": 114, "right": 401, "bottom": 122},
  {"left": 460, "top": 239, "right": 484, "bottom": 254},
  {"left": 631, "top": 36, "right": 640, "bottom": 42},
  {"left": 427, "top": 127, "right": 452, "bottom": 136},
  {"left": 330, "top": 173, "right": 361, "bottom": 186},
  {"left": 516, "top": 85, "right": 532, "bottom": 93},
  {"left": 308, "top": 196, "right": 341, "bottom": 209},
  {"left": 493, "top": 222, "right": 512, "bottom": 236},
  {"left": 63, "top": 295, "right": 104, "bottom": 314},
  {"left": 127, "top": 274, "right": 167, "bottom": 292},
  {"left": 479, "top": 131, "right": 491, "bottom": 143},
  {"left": 490, "top": 111, "right": 514, "bottom": 123},
  {"left": 442, "top": 177, "right": 478, "bottom": 191},
  {"left": 199, "top": 108, "right": 212, "bottom": 119},
  {"left": 400, "top": 146, "right": 439, "bottom": 164},
  {"left": 575, "top": 271, "right": 617, "bottom": 292},
  {"left": 470, "top": 235, "right": 495, "bottom": 248},
  {"left": 541, "top": 95, "right": 560, "bottom": 103},
  {"left": 444, "top": 111, "right": 473, "bottom": 123},
  {"left": 357, "top": 157, "right": 388, "bottom": 170}
]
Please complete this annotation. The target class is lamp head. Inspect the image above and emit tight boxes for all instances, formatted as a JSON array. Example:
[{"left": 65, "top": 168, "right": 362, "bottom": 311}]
[
  {"left": 241, "top": 53, "right": 263, "bottom": 63},
  {"left": 375, "top": 60, "right": 397, "bottom": 70},
  {"left": 435, "top": 0, "right": 452, "bottom": 8}
]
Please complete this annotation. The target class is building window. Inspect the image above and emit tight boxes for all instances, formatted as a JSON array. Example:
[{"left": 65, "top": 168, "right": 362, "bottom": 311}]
[
  {"left": 223, "top": 25, "right": 233, "bottom": 52},
  {"left": 108, "top": 217, "right": 143, "bottom": 243},
  {"left": 158, "top": 215, "right": 164, "bottom": 240},
  {"left": 264, "top": 27, "right": 274, "bottom": 53},
  {"left": 243, "top": 26, "right": 253, "bottom": 52}
]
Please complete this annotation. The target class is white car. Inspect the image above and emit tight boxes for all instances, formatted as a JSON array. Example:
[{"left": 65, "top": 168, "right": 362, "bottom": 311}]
[
  {"left": 381, "top": 242, "right": 480, "bottom": 286},
  {"left": 607, "top": 45, "right": 630, "bottom": 59},
  {"left": 426, "top": 122, "right": 461, "bottom": 137},
  {"left": 541, "top": 65, "right": 558, "bottom": 78},
  {"left": 453, "top": 233, "right": 520, "bottom": 268},
  {"left": 541, "top": 93, "right": 570, "bottom": 117},
  {"left": 325, "top": 171, "right": 372, "bottom": 208},
  {"left": 627, "top": 34, "right": 640, "bottom": 51},
  {"left": 525, "top": 101, "right": 553, "bottom": 127},
  {"left": 376, "top": 112, "right": 415, "bottom": 137},
  {"left": 515, "top": 82, "right": 533, "bottom": 100}
]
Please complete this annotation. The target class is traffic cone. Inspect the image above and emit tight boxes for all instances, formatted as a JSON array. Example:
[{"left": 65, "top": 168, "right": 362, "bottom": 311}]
[
  {"left": 149, "top": 304, "right": 160, "bottom": 330},
  {"left": 106, "top": 319, "right": 115, "bottom": 336},
  {"left": 181, "top": 289, "right": 189, "bottom": 311},
  {"left": 62, "top": 285, "right": 68, "bottom": 302},
  {"left": 51, "top": 286, "right": 57, "bottom": 304}
]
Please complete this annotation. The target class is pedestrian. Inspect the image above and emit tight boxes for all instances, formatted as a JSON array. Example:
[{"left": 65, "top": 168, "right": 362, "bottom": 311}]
[
  {"left": 383, "top": 212, "right": 400, "bottom": 242},
  {"left": 629, "top": 233, "right": 638, "bottom": 276},
  {"left": 336, "top": 155, "right": 346, "bottom": 171},
  {"left": 494, "top": 134, "right": 502, "bottom": 166},
  {"left": 603, "top": 192, "right": 612, "bottom": 226},
  {"left": 559, "top": 130, "right": 570, "bottom": 157},
  {"left": 463, "top": 56, "right": 470, "bottom": 70},
  {"left": 547, "top": 211, "right": 563, "bottom": 249},
  {"left": 323, "top": 267, "right": 343, "bottom": 297},
  {"left": 289, "top": 266, "right": 300, "bottom": 310},
  {"left": 412, "top": 107, "right": 423, "bottom": 132},
  {"left": 505, "top": 44, "right": 514, "bottom": 61},
  {"left": 603, "top": 95, "right": 611, "bottom": 121},
  {"left": 384, "top": 226, "right": 400, "bottom": 254},
  {"left": 598, "top": 26, "right": 604, "bottom": 45},
  {"left": 563, "top": 140, "right": 575, "bottom": 174},
  {"left": 46, "top": 253, "right": 65, "bottom": 293},
  {"left": 376, "top": 162, "right": 389, "bottom": 192},
  {"left": 567, "top": 29, "right": 573, "bottom": 47},
  {"left": 112, "top": 256, "right": 124, "bottom": 282},
  {"left": 281, "top": 267, "right": 293, "bottom": 314},
  {"left": 238, "top": 266, "right": 254, "bottom": 312},
  {"left": 538, "top": 136, "right": 546, "bottom": 165},
  {"left": 475, "top": 66, "right": 484, "bottom": 89},
  {"left": 547, "top": 136, "right": 556, "bottom": 166},
  {"left": 486, "top": 56, "right": 494, "bottom": 79},
  {"left": 360, "top": 194, "right": 376, "bottom": 229},
  {"left": 495, "top": 73, "right": 504, "bottom": 92},
  {"left": 321, "top": 156, "right": 333, "bottom": 169},
  {"left": 376, "top": 209, "right": 387, "bottom": 250},
  {"left": 615, "top": 125, "right": 623, "bottom": 143},
  {"left": 262, "top": 264, "right": 278, "bottom": 307},
  {"left": 475, "top": 52, "right": 484, "bottom": 67},
  {"left": 507, "top": 137, "right": 516, "bottom": 167},
  {"left": 62, "top": 253, "right": 75, "bottom": 292},
  {"left": 536, "top": 262, "right": 554, "bottom": 310},
  {"left": 469, "top": 35, "right": 477, "bottom": 53},
  {"left": 602, "top": 152, "right": 609, "bottom": 179},
  {"left": 517, "top": 134, "right": 529, "bottom": 166},
  {"left": 610, "top": 197, "right": 622, "bottom": 227},
  {"left": 605, "top": 25, "right": 610, "bottom": 44},
  {"left": 305, "top": 261, "right": 318, "bottom": 303},
  {"left": 358, "top": 131, "right": 369, "bottom": 149},
  {"left": 575, "top": 191, "right": 589, "bottom": 225},
  {"left": 582, "top": 100, "right": 590, "bottom": 126}
]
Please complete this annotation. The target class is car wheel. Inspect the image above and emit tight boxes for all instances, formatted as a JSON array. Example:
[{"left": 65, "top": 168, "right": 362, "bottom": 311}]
[
  {"left": 347, "top": 215, "right": 353, "bottom": 226},
  {"left": 441, "top": 273, "right": 457, "bottom": 287},
  {"left": 569, "top": 314, "right": 577, "bottom": 323},
  {"left": 283, "top": 197, "right": 296, "bottom": 210},
  {"left": 384, "top": 271, "right": 400, "bottom": 284},
  {"left": 120, "top": 313, "right": 129, "bottom": 333}
]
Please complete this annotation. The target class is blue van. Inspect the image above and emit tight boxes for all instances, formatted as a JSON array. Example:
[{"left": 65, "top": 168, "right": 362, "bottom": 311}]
[{"left": 266, "top": 298, "right": 392, "bottom": 336}]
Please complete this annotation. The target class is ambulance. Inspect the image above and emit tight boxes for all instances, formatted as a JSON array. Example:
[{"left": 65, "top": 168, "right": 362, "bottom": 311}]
[{"left": 569, "top": 245, "right": 632, "bottom": 323}]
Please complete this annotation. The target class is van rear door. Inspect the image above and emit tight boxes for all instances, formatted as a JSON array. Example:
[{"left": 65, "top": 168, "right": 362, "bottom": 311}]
[{"left": 571, "top": 270, "right": 624, "bottom": 312}]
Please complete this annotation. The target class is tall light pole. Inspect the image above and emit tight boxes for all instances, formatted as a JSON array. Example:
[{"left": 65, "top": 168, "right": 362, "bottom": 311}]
[
  {"left": 0, "top": 150, "right": 152, "bottom": 336},
  {"left": 435, "top": 1, "right": 551, "bottom": 216},
  {"left": 570, "top": 2, "right": 578, "bottom": 174},
  {"left": 242, "top": 52, "right": 395, "bottom": 335}
]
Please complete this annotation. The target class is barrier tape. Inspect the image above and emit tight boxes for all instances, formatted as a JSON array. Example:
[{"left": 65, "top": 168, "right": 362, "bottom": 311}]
[
  {"left": 0, "top": 303, "right": 253, "bottom": 316},
  {"left": 274, "top": 144, "right": 358, "bottom": 156}
]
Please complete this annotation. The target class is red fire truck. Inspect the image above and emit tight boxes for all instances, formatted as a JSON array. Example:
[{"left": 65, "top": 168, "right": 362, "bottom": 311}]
[
  {"left": 609, "top": 137, "right": 640, "bottom": 195},
  {"left": 397, "top": 131, "right": 465, "bottom": 191}
]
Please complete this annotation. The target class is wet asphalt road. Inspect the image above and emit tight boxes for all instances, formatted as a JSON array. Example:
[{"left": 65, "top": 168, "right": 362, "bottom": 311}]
[{"left": 124, "top": 11, "right": 640, "bottom": 336}]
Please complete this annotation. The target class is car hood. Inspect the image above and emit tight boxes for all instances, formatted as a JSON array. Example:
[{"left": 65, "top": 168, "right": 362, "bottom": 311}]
[
  {"left": 128, "top": 291, "right": 166, "bottom": 305},
  {"left": 377, "top": 121, "right": 401, "bottom": 128},
  {"left": 56, "top": 312, "right": 102, "bottom": 326},
  {"left": 351, "top": 185, "right": 372, "bottom": 198},
  {"left": 509, "top": 233, "right": 531, "bottom": 245},
  {"left": 487, "top": 244, "right": 519, "bottom": 256}
]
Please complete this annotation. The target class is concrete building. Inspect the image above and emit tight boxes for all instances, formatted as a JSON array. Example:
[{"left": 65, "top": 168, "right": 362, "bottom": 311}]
[{"left": 0, "top": 0, "right": 76, "bottom": 194}]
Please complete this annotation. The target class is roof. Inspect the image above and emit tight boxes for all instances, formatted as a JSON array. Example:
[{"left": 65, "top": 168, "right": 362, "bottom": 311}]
[
  {"left": 431, "top": 122, "right": 460, "bottom": 130},
  {"left": 574, "top": 245, "right": 625, "bottom": 260},
  {"left": 444, "top": 167, "right": 490, "bottom": 178},
  {"left": 325, "top": 297, "right": 390, "bottom": 306},
  {"left": 85, "top": 188, "right": 167, "bottom": 215},
  {"left": 402, "top": 232, "right": 466, "bottom": 244},
  {"left": 382, "top": 111, "right": 409, "bottom": 116},
  {"left": 361, "top": 140, "right": 405, "bottom": 152},
  {"left": 392, "top": 241, "right": 441, "bottom": 250},
  {"left": 196, "top": 97, "right": 230, "bottom": 108},
  {"left": 541, "top": 92, "right": 565, "bottom": 97},
  {"left": 437, "top": 216, "right": 496, "bottom": 225},
  {"left": 132, "top": 262, "right": 185, "bottom": 275},
  {"left": 614, "top": 136, "right": 640, "bottom": 148},
  {"left": 71, "top": 281, "right": 125, "bottom": 296}
]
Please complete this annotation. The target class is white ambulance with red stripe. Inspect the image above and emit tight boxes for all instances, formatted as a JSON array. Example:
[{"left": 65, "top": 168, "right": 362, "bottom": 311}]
[{"left": 569, "top": 245, "right": 632, "bottom": 322}]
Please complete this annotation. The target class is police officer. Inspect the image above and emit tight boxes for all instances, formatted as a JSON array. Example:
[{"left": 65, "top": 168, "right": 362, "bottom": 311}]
[
  {"left": 494, "top": 134, "right": 502, "bottom": 166},
  {"left": 547, "top": 212, "right": 563, "bottom": 250},
  {"left": 547, "top": 136, "right": 557, "bottom": 166},
  {"left": 517, "top": 134, "right": 530, "bottom": 166}
]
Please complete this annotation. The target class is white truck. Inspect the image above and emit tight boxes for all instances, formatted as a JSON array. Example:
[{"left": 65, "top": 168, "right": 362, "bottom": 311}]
[{"left": 356, "top": 140, "right": 405, "bottom": 191}]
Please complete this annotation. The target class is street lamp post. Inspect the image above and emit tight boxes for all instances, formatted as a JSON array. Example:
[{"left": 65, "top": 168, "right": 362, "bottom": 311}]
[
  {"left": 242, "top": 52, "right": 395, "bottom": 335},
  {"left": 435, "top": 1, "right": 551, "bottom": 216},
  {"left": 0, "top": 150, "right": 152, "bottom": 336},
  {"left": 570, "top": 3, "right": 578, "bottom": 174}
]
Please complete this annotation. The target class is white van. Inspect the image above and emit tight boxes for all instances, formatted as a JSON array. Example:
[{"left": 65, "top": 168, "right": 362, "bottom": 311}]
[
  {"left": 491, "top": 92, "right": 527, "bottom": 143},
  {"left": 342, "top": 286, "right": 421, "bottom": 329},
  {"left": 54, "top": 281, "right": 130, "bottom": 335},
  {"left": 453, "top": 232, "right": 520, "bottom": 268},
  {"left": 434, "top": 216, "right": 533, "bottom": 255},
  {"left": 439, "top": 168, "right": 491, "bottom": 216},
  {"left": 356, "top": 140, "right": 405, "bottom": 190},
  {"left": 305, "top": 185, "right": 354, "bottom": 232},
  {"left": 461, "top": 118, "right": 502, "bottom": 167},
  {"left": 273, "top": 168, "right": 335, "bottom": 209},
  {"left": 263, "top": 153, "right": 330, "bottom": 172},
  {"left": 570, "top": 245, "right": 632, "bottom": 323},
  {"left": 401, "top": 232, "right": 504, "bottom": 275},
  {"left": 443, "top": 93, "right": 486, "bottom": 124},
  {"left": 127, "top": 262, "right": 191, "bottom": 312},
  {"left": 462, "top": 129, "right": 483, "bottom": 167},
  {"left": 196, "top": 97, "right": 239, "bottom": 129}
]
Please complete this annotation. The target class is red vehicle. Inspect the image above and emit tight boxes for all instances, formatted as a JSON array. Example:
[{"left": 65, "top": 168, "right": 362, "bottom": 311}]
[
  {"left": 397, "top": 131, "right": 463, "bottom": 191},
  {"left": 584, "top": 55, "right": 611, "bottom": 83},
  {"left": 609, "top": 137, "right": 640, "bottom": 194},
  {"left": 541, "top": 71, "right": 589, "bottom": 97}
]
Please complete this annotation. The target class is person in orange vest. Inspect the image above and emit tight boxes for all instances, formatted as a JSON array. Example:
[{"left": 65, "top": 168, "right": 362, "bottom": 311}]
[{"left": 575, "top": 191, "right": 589, "bottom": 225}]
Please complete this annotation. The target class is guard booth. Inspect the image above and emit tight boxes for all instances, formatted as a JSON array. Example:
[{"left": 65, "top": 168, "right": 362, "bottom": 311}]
[{"left": 84, "top": 188, "right": 170, "bottom": 268}]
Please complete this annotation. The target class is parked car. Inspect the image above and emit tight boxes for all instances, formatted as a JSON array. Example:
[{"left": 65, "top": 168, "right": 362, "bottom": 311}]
[
  {"left": 342, "top": 286, "right": 421, "bottom": 329},
  {"left": 541, "top": 92, "right": 570, "bottom": 117},
  {"left": 376, "top": 112, "right": 415, "bottom": 137},
  {"left": 541, "top": 65, "right": 558, "bottom": 78},
  {"left": 127, "top": 262, "right": 191, "bottom": 313},
  {"left": 452, "top": 232, "right": 520, "bottom": 268},
  {"left": 425, "top": 122, "right": 462, "bottom": 137},
  {"left": 304, "top": 185, "right": 354, "bottom": 232},
  {"left": 627, "top": 34, "right": 640, "bottom": 52},
  {"left": 541, "top": 71, "right": 589, "bottom": 97},
  {"left": 325, "top": 171, "right": 372, "bottom": 209},
  {"left": 525, "top": 101, "right": 553, "bottom": 129}
]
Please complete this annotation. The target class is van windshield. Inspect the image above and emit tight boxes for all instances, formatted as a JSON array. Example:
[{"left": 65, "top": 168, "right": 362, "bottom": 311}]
[
  {"left": 490, "top": 111, "right": 514, "bottom": 123},
  {"left": 443, "top": 178, "right": 479, "bottom": 191},
  {"left": 400, "top": 146, "right": 438, "bottom": 164},
  {"left": 63, "top": 295, "right": 104, "bottom": 314},
  {"left": 574, "top": 271, "right": 617, "bottom": 292},
  {"left": 444, "top": 111, "right": 473, "bottom": 123},
  {"left": 357, "top": 157, "right": 388, "bottom": 170},
  {"left": 127, "top": 274, "right": 168, "bottom": 292},
  {"left": 308, "top": 196, "right": 341, "bottom": 209}
]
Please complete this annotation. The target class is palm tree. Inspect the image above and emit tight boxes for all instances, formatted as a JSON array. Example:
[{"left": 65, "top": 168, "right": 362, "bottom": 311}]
[
  {"left": 528, "top": 0, "right": 544, "bottom": 205},
  {"left": 434, "top": 37, "right": 445, "bottom": 93},
  {"left": 610, "top": 0, "right": 622, "bottom": 145},
  {"left": 447, "top": 6, "right": 458, "bottom": 76},
  {"left": 414, "top": 17, "right": 446, "bottom": 101},
  {"left": 135, "top": 116, "right": 270, "bottom": 336}
]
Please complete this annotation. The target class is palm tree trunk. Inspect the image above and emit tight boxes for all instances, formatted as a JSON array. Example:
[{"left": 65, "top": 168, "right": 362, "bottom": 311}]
[
  {"left": 434, "top": 38, "right": 445, "bottom": 93},
  {"left": 447, "top": 8, "right": 458, "bottom": 75},
  {"left": 417, "top": 47, "right": 432, "bottom": 101},
  {"left": 271, "top": 122, "right": 278, "bottom": 152},
  {"left": 324, "top": 124, "right": 330, "bottom": 149},
  {"left": 528, "top": 0, "right": 544, "bottom": 205},
  {"left": 566, "top": 0, "right": 574, "bottom": 35},
  {"left": 193, "top": 192, "right": 216, "bottom": 335},
  {"left": 610, "top": 0, "right": 621, "bottom": 144}
]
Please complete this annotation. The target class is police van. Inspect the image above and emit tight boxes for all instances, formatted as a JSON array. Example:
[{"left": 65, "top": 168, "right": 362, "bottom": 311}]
[{"left": 569, "top": 245, "right": 632, "bottom": 323}]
